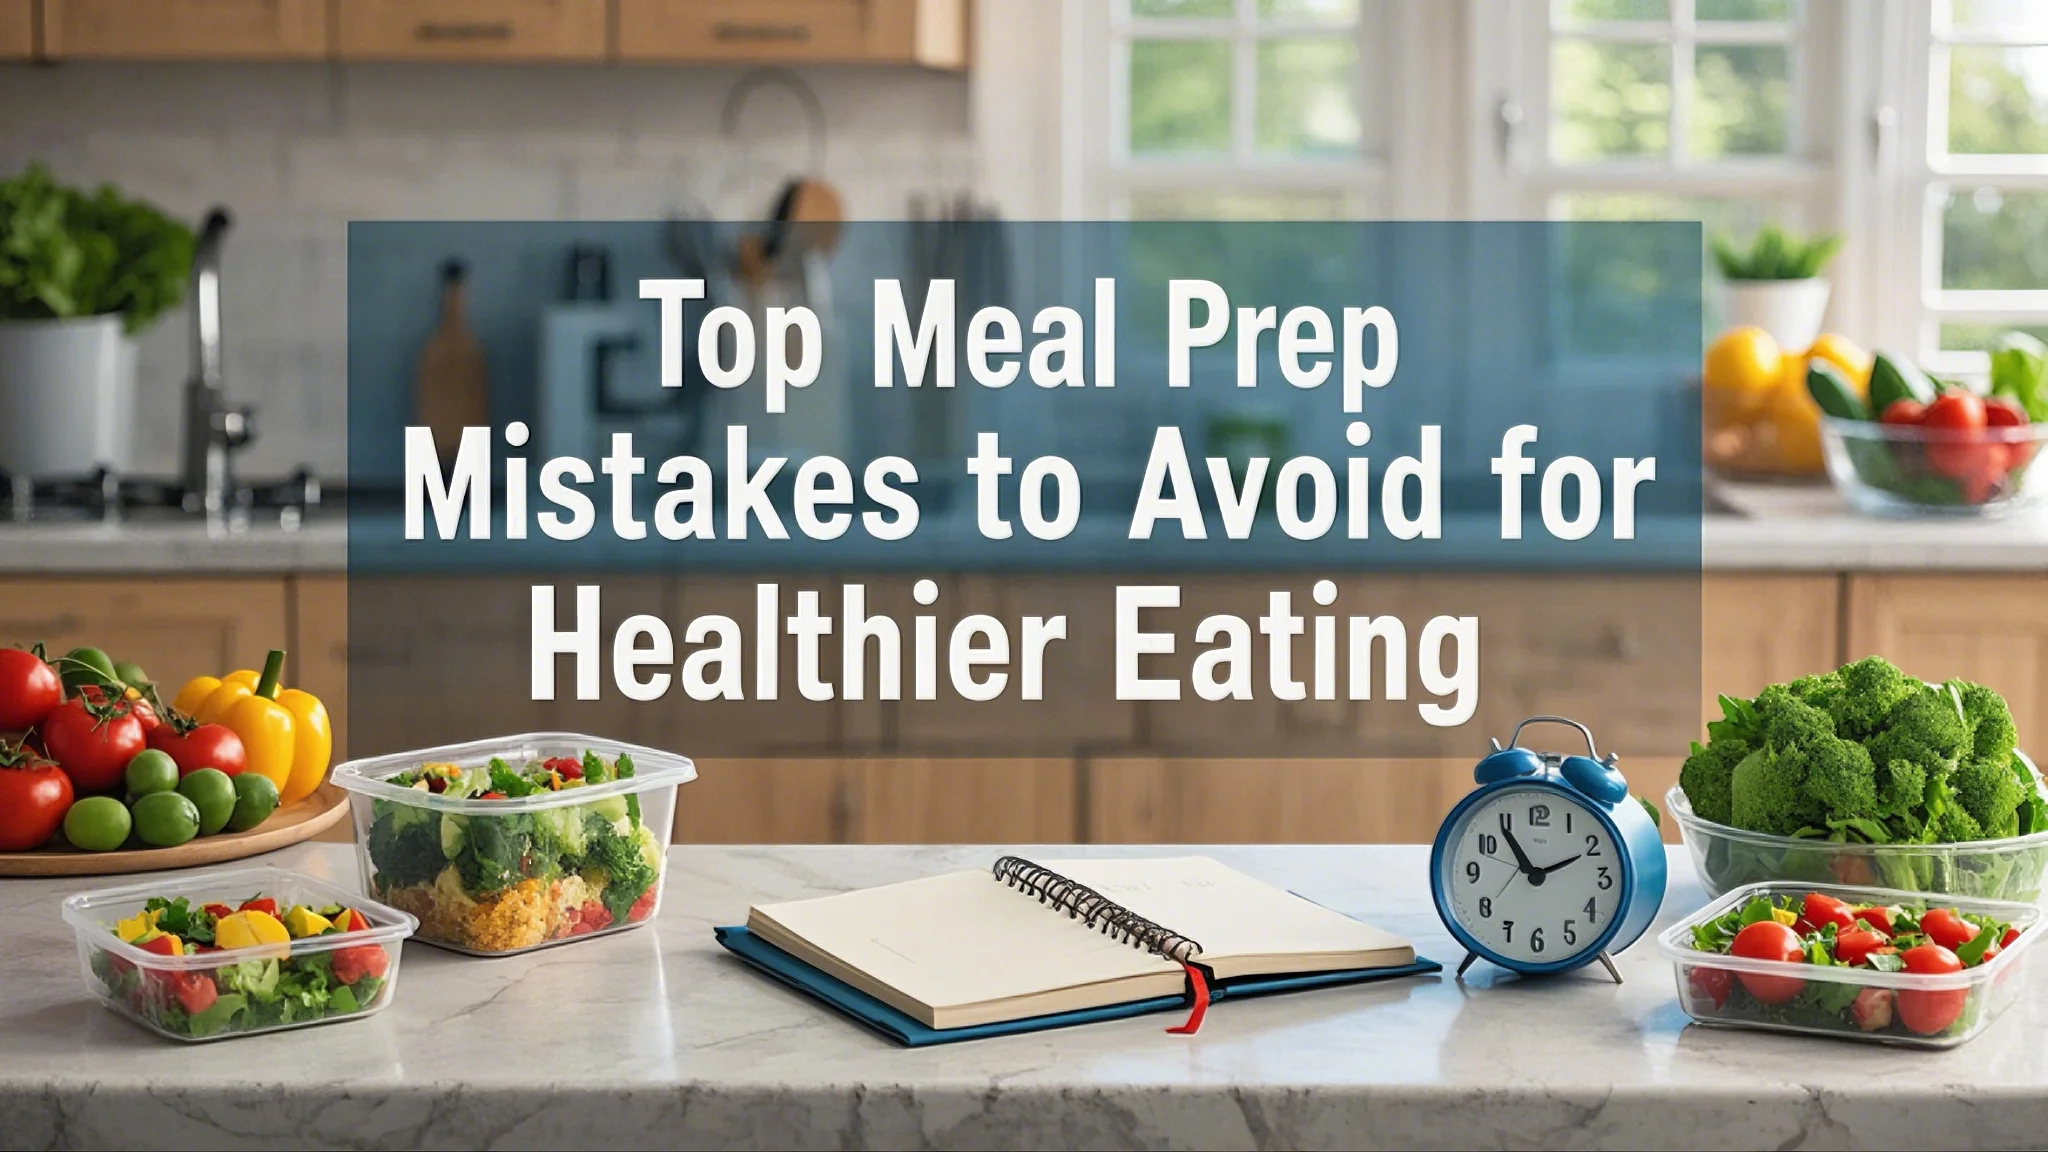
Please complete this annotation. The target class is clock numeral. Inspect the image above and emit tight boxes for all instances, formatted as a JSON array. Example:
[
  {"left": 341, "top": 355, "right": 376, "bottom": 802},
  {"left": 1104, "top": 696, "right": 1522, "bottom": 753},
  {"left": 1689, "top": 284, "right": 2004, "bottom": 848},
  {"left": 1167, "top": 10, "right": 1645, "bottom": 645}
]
[
  {"left": 1499, "top": 812, "right": 1513, "bottom": 833},
  {"left": 1583, "top": 897, "right": 1598, "bottom": 923},
  {"left": 1528, "top": 803, "right": 1550, "bottom": 827},
  {"left": 1597, "top": 866, "right": 1613, "bottom": 891},
  {"left": 1566, "top": 811, "right": 1573, "bottom": 833},
  {"left": 1465, "top": 861, "right": 1480, "bottom": 883},
  {"left": 1564, "top": 919, "right": 1578, "bottom": 946},
  {"left": 1530, "top": 927, "right": 1545, "bottom": 954},
  {"left": 1479, "top": 833, "right": 1498, "bottom": 856},
  {"left": 1478, "top": 897, "right": 1492, "bottom": 918},
  {"left": 1585, "top": 834, "right": 1602, "bottom": 856},
  {"left": 1502, "top": 920, "right": 1514, "bottom": 942}
]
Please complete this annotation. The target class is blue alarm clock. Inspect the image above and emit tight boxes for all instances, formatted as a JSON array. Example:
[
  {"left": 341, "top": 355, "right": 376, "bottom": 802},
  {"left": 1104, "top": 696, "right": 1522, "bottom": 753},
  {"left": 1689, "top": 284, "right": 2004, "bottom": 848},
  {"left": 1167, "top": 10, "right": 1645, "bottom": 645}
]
[{"left": 1430, "top": 715, "right": 1666, "bottom": 983}]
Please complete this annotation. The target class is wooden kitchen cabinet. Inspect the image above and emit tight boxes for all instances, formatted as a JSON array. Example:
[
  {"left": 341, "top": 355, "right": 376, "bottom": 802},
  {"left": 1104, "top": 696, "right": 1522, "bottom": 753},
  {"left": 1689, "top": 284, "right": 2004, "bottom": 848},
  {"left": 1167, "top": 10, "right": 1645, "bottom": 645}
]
[
  {"left": 1699, "top": 573, "right": 1842, "bottom": 736},
  {"left": 0, "top": 577, "right": 287, "bottom": 696},
  {"left": 1847, "top": 574, "right": 2048, "bottom": 750},
  {"left": 673, "top": 758, "right": 852, "bottom": 843},
  {"left": 0, "top": 0, "right": 32, "bottom": 58},
  {"left": 1088, "top": 758, "right": 1466, "bottom": 845},
  {"left": 334, "top": 0, "right": 605, "bottom": 61},
  {"left": 41, "top": 0, "right": 328, "bottom": 59},
  {"left": 617, "top": 0, "right": 966, "bottom": 68},
  {"left": 673, "top": 758, "right": 1079, "bottom": 844},
  {"left": 290, "top": 576, "right": 350, "bottom": 761}
]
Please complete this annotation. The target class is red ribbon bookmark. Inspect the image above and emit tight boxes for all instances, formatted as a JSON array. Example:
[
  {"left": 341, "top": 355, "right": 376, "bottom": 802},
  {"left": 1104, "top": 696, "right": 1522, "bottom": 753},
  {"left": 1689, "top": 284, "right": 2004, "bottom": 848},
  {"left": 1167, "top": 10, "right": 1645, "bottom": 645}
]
[{"left": 1167, "top": 963, "right": 1211, "bottom": 1034}]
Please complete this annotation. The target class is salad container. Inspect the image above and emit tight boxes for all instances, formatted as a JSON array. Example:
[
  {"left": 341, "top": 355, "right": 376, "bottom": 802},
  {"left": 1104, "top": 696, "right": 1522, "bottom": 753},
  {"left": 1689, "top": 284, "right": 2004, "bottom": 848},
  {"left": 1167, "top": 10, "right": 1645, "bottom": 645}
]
[
  {"left": 1658, "top": 881, "right": 2039, "bottom": 1048},
  {"left": 64, "top": 866, "right": 416, "bottom": 1043},
  {"left": 333, "top": 733, "right": 694, "bottom": 956},
  {"left": 1667, "top": 784, "right": 2048, "bottom": 903}
]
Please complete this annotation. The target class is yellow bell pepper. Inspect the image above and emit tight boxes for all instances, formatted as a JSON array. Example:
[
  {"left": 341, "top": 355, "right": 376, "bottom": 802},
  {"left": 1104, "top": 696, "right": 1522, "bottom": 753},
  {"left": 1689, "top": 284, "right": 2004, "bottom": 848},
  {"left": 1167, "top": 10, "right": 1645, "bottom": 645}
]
[
  {"left": 282, "top": 905, "right": 332, "bottom": 938},
  {"left": 116, "top": 909, "right": 161, "bottom": 943},
  {"left": 276, "top": 688, "right": 333, "bottom": 805},
  {"left": 196, "top": 681, "right": 253, "bottom": 725},
  {"left": 222, "top": 668, "right": 260, "bottom": 691},
  {"left": 224, "top": 651, "right": 295, "bottom": 794},
  {"left": 172, "top": 675, "right": 222, "bottom": 717}
]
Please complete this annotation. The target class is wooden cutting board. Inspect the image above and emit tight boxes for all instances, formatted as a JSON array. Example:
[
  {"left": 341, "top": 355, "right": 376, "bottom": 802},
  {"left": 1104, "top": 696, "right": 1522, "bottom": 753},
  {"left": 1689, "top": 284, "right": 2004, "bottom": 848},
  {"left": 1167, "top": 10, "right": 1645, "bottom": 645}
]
[
  {"left": 0, "top": 783, "right": 352, "bottom": 878},
  {"left": 415, "top": 259, "right": 489, "bottom": 457}
]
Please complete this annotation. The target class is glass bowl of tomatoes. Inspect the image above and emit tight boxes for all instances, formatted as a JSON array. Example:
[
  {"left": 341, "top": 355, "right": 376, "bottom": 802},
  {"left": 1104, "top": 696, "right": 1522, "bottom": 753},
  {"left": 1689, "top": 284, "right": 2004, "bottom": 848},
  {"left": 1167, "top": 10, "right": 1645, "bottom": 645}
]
[
  {"left": 1819, "top": 395, "right": 2046, "bottom": 516},
  {"left": 1659, "top": 881, "right": 2039, "bottom": 1047}
]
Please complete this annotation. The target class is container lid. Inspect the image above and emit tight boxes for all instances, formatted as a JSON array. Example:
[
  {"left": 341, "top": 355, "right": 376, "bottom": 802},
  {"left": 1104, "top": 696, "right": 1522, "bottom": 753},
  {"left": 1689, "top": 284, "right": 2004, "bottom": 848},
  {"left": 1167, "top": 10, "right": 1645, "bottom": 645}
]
[
  {"left": 63, "top": 864, "right": 417, "bottom": 971},
  {"left": 331, "top": 732, "right": 696, "bottom": 814}
]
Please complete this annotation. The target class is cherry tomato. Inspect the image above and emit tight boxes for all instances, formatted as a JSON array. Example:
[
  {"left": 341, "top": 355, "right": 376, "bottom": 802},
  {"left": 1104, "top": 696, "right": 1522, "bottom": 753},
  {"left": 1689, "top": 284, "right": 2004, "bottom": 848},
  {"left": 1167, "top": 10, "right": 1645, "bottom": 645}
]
[
  {"left": 41, "top": 698, "right": 147, "bottom": 794},
  {"left": 1850, "top": 987, "right": 1894, "bottom": 1032},
  {"left": 1920, "top": 908, "right": 1980, "bottom": 952},
  {"left": 1686, "top": 965, "right": 1732, "bottom": 1009},
  {"left": 1986, "top": 397, "right": 2028, "bottom": 427},
  {"left": 1880, "top": 399, "right": 1928, "bottom": 426},
  {"left": 0, "top": 648, "right": 63, "bottom": 730},
  {"left": 202, "top": 903, "right": 236, "bottom": 921},
  {"left": 2002, "top": 926, "right": 2021, "bottom": 950},
  {"left": 1729, "top": 920, "right": 1807, "bottom": 1004},
  {"left": 1799, "top": 892, "right": 1856, "bottom": 935},
  {"left": 1923, "top": 390, "right": 1995, "bottom": 482},
  {"left": 1896, "top": 944, "right": 1969, "bottom": 1036},
  {"left": 1852, "top": 906, "right": 1894, "bottom": 935},
  {"left": 171, "top": 971, "right": 218, "bottom": 1016},
  {"left": 238, "top": 897, "right": 279, "bottom": 917},
  {"left": 1834, "top": 928, "right": 1889, "bottom": 967},
  {"left": 0, "top": 748, "right": 74, "bottom": 851},
  {"left": 146, "top": 723, "right": 248, "bottom": 779}
]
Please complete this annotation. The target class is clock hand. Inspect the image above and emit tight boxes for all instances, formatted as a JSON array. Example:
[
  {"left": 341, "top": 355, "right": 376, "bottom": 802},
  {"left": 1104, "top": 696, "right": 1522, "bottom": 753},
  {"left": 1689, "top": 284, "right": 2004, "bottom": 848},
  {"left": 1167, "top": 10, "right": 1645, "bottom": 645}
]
[
  {"left": 1498, "top": 825, "right": 1539, "bottom": 876},
  {"left": 1533, "top": 853, "right": 1583, "bottom": 878}
]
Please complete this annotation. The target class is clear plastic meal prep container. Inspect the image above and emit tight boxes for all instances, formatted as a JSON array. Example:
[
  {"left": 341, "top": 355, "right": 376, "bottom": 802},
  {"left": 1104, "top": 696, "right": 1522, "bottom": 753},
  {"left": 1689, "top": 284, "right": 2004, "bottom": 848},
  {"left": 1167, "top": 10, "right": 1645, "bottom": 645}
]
[
  {"left": 64, "top": 866, "right": 417, "bottom": 1043},
  {"left": 1657, "top": 881, "right": 2040, "bottom": 1048},
  {"left": 332, "top": 733, "right": 695, "bottom": 956}
]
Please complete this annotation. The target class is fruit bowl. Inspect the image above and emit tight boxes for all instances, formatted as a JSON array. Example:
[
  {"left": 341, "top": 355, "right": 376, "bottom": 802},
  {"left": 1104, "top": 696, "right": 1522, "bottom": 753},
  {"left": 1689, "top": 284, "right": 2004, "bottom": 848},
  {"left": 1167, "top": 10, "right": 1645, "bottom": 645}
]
[{"left": 1821, "top": 417, "right": 2048, "bottom": 517}]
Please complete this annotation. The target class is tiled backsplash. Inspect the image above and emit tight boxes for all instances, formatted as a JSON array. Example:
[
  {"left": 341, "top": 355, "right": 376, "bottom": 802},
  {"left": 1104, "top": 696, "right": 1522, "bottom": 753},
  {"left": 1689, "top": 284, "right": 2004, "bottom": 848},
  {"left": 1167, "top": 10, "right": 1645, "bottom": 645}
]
[{"left": 0, "top": 61, "right": 975, "bottom": 479}]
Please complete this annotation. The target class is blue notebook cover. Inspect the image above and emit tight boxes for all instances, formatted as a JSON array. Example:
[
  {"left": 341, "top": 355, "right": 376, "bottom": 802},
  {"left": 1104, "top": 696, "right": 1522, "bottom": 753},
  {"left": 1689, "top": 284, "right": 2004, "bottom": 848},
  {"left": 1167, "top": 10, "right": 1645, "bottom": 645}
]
[{"left": 715, "top": 925, "right": 1441, "bottom": 1047}]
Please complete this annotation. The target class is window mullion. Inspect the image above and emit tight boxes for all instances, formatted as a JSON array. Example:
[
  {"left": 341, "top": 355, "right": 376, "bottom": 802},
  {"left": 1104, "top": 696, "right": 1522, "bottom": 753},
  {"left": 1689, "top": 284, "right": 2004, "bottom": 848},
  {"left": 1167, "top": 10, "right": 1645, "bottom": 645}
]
[{"left": 1233, "top": 0, "right": 1257, "bottom": 162}]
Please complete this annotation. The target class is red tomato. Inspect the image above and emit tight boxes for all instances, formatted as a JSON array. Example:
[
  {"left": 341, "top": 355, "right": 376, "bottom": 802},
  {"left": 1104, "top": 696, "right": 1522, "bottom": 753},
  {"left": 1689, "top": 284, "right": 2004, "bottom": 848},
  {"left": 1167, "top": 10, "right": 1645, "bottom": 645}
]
[
  {"left": 1687, "top": 965, "right": 1732, "bottom": 1009},
  {"left": 0, "top": 648, "right": 63, "bottom": 730},
  {"left": 331, "top": 944, "right": 389, "bottom": 986},
  {"left": 146, "top": 723, "right": 247, "bottom": 778},
  {"left": 1729, "top": 920, "right": 1807, "bottom": 1004},
  {"left": 1986, "top": 397, "right": 2029, "bottom": 427},
  {"left": 333, "top": 908, "right": 370, "bottom": 933},
  {"left": 1850, "top": 987, "right": 1894, "bottom": 1032},
  {"left": 1799, "top": 892, "right": 1856, "bottom": 935},
  {"left": 627, "top": 885, "right": 659, "bottom": 923},
  {"left": 1852, "top": 906, "right": 1894, "bottom": 936},
  {"left": 1923, "top": 391, "right": 1996, "bottom": 482},
  {"left": 237, "top": 897, "right": 278, "bottom": 917},
  {"left": 1834, "top": 928, "right": 1888, "bottom": 967},
  {"left": 40, "top": 698, "right": 147, "bottom": 793},
  {"left": 172, "top": 971, "right": 218, "bottom": 1016},
  {"left": 1896, "top": 944, "right": 1969, "bottom": 1035},
  {"left": 201, "top": 903, "right": 235, "bottom": 921},
  {"left": 2002, "top": 926, "right": 2021, "bottom": 950},
  {"left": 0, "top": 749, "right": 74, "bottom": 851},
  {"left": 1920, "top": 908, "right": 1980, "bottom": 952},
  {"left": 1879, "top": 399, "right": 1928, "bottom": 426},
  {"left": 136, "top": 934, "right": 181, "bottom": 957}
]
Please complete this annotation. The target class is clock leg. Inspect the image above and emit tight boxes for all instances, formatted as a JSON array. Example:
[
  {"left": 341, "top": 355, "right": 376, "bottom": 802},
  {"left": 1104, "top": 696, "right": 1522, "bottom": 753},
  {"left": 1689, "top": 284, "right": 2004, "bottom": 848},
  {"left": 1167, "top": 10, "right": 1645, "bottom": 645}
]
[
  {"left": 1594, "top": 951, "right": 1622, "bottom": 985},
  {"left": 1456, "top": 951, "right": 1481, "bottom": 980}
]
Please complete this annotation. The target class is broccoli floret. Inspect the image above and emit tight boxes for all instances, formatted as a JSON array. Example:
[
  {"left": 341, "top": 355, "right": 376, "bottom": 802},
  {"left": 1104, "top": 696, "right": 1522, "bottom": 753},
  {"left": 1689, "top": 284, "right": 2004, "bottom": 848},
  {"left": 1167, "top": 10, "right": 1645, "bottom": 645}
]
[
  {"left": 1952, "top": 754, "right": 2028, "bottom": 840},
  {"left": 1865, "top": 685, "right": 1969, "bottom": 776},
  {"left": 1801, "top": 735, "right": 1880, "bottom": 821},
  {"left": 1786, "top": 671, "right": 1845, "bottom": 715},
  {"left": 367, "top": 809, "right": 445, "bottom": 890},
  {"left": 1731, "top": 747, "right": 1825, "bottom": 836},
  {"left": 1757, "top": 683, "right": 1833, "bottom": 748},
  {"left": 1937, "top": 804, "right": 1985, "bottom": 843},
  {"left": 1876, "top": 758, "right": 1928, "bottom": 819},
  {"left": 1829, "top": 657, "right": 1918, "bottom": 740},
  {"left": 1679, "top": 737, "right": 1746, "bottom": 825},
  {"left": 585, "top": 818, "right": 658, "bottom": 922},
  {"left": 1956, "top": 681, "right": 2018, "bottom": 766}
]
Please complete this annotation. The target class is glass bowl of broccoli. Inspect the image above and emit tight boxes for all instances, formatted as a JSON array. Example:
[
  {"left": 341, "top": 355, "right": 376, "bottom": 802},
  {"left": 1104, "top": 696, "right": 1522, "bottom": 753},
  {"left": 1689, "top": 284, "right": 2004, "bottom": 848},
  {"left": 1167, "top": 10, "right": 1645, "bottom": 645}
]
[{"left": 1674, "top": 658, "right": 2048, "bottom": 902}]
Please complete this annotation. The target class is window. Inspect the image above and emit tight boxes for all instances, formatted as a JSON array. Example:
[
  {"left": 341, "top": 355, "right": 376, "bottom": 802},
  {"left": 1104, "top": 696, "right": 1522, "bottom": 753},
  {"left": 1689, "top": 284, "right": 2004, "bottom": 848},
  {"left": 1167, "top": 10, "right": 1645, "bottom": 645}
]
[
  {"left": 1908, "top": 0, "right": 2048, "bottom": 367},
  {"left": 1083, "top": 0, "right": 1387, "bottom": 219}
]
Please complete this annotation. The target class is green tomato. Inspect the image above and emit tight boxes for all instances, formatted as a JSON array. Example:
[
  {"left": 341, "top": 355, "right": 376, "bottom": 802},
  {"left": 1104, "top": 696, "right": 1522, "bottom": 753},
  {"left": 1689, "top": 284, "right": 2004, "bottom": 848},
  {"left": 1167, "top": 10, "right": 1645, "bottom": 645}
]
[
  {"left": 228, "top": 773, "right": 280, "bottom": 833},
  {"left": 112, "top": 660, "right": 150, "bottom": 688},
  {"left": 132, "top": 791, "right": 200, "bottom": 848},
  {"left": 63, "top": 796, "right": 131, "bottom": 852},
  {"left": 59, "top": 646, "right": 117, "bottom": 694},
  {"left": 177, "top": 768, "right": 238, "bottom": 836},
  {"left": 124, "top": 749, "right": 180, "bottom": 797}
]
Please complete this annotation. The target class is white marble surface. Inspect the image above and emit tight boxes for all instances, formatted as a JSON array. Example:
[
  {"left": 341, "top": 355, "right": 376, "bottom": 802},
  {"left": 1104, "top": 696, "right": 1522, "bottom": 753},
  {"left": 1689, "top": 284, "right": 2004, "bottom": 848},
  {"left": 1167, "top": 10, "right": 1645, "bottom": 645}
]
[
  {"left": 3, "top": 842, "right": 2047, "bottom": 1150},
  {"left": 0, "top": 519, "right": 348, "bottom": 573}
]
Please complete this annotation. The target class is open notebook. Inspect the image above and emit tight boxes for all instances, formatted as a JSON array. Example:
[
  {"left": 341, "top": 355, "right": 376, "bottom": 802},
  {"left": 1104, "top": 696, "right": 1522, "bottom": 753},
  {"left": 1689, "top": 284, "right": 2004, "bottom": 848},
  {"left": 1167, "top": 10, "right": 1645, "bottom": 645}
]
[{"left": 720, "top": 855, "right": 1430, "bottom": 1039}]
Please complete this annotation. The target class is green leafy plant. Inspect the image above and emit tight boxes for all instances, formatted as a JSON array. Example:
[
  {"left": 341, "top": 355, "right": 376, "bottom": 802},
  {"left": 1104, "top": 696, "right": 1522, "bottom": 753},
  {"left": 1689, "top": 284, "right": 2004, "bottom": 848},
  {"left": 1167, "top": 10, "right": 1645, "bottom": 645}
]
[
  {"left": 1711, "top": 223, "right": 1844, "bottom": 281},
  {"left": 0, "top": 162, "right": 194, "bottom": 333}
]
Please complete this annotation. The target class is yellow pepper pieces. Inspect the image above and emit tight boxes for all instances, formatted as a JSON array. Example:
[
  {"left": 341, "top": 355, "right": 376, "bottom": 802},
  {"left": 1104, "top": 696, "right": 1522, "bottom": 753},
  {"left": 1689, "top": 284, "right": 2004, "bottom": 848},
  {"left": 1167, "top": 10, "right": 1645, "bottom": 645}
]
[
  {"left": 173, "top": 651, "right": 332, "bottom": 806},
  {"left": 115, "top": 909, "right": 160, "bottom": 943},
  {"left": 215, "top": 909, "right": 291, "bottom": 955},
  {"left": 1771, "top": 907, "right": 1800, "bottom": 927},
  {"left": 282, "top": 905, "right": 332, "bottom": 938}
]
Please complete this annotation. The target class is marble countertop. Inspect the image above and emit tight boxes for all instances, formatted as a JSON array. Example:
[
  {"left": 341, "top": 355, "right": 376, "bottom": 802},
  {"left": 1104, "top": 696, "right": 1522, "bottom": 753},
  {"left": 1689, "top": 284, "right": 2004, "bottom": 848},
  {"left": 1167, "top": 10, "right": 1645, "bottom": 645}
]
[{"left": 4, "top": 842, "right": 2046, "bottom": 1150}]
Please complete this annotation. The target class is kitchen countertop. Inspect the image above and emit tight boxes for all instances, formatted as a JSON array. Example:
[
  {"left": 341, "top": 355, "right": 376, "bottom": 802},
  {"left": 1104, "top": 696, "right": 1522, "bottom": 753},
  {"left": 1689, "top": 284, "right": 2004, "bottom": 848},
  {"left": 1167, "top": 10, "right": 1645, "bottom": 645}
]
[{"left": 3, "top": 842, "right": 2046, "bottom": 1150}]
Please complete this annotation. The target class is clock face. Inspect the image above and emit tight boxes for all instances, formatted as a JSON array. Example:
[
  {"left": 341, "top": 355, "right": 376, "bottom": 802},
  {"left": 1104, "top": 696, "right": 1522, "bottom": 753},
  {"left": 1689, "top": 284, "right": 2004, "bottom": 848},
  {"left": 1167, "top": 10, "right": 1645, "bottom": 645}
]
[{"left": 1441, "top": 785, "right": 1624, "bottom": 966}]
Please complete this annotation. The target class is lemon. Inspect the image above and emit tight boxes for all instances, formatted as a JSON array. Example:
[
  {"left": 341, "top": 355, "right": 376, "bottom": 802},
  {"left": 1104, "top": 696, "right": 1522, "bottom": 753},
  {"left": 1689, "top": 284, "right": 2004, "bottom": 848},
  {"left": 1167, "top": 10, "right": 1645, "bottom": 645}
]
[
  {"left": 1704, "top": 326, "right": 1784, "bottom": 421},
  {"left": 1806, "top": 332, "right": 1872, "bottom": 393},
  {"left": 1766, "top": 357, "right": 1825, "bottom": 473},
  {"left": 215, "top": 909, "right": 292, "bottom": 955}
]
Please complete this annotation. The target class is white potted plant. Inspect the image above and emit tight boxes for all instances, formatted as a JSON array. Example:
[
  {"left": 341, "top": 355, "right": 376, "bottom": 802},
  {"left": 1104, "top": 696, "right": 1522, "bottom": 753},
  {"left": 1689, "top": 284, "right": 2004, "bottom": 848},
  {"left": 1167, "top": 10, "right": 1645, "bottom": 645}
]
[
  {"left": 0, "top": 163, "right": 194, "bottom": 479},
  {"left": 1712, "top": 224, "right": 1843, "bottom": 353}
]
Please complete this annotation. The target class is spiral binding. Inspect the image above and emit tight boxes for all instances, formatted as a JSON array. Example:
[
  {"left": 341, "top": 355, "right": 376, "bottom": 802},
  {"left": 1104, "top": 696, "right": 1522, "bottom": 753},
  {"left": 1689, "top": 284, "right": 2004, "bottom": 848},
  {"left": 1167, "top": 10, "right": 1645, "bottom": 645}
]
[{"left": 991, "top": 856, "right": 1203, "bottom": 963}]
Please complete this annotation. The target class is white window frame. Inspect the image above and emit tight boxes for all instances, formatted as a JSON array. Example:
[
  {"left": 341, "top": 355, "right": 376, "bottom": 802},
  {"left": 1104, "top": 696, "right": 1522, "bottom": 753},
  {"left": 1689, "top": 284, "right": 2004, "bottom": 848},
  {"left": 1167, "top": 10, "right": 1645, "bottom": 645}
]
[
  {"left": 1882, "top": 0, "right": 2048, "bottom": 375},
  {"left": 1077, "top": 0, "right": 1426, "bottom": 219}
]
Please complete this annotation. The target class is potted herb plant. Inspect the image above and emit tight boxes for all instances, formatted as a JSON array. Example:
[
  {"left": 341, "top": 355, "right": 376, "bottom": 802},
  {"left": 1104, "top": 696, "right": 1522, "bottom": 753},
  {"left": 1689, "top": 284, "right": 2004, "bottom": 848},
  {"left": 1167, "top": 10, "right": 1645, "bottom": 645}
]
[
  {"left": 0, "top": 163, "right": 194, "bottom": 479},
  {"left": 1711, "top": 224, "right": 1843, "bottom": 352}
]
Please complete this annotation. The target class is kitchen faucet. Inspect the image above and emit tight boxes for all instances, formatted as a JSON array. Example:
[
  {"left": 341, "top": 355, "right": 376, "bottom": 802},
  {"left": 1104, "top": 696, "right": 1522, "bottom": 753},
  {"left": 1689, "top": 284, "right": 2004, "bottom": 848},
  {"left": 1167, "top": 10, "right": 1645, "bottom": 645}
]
[{"left": 179, "top": 208, "right": 254, "bottom": 521}]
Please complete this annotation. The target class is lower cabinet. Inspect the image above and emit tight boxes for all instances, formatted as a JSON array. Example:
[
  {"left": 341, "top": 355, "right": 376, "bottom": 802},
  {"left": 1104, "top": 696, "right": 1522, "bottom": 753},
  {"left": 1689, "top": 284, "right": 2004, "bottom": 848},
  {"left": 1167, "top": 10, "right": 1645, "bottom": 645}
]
[
  {"left": 1847, "top": 574, "right": 2048, "bottom": 751},
  {"left": 0, "top": 577, "right": 289, "bottom": 700},
  {"left": 672, "top": 758, "right": 1078, "bottom": 844}
]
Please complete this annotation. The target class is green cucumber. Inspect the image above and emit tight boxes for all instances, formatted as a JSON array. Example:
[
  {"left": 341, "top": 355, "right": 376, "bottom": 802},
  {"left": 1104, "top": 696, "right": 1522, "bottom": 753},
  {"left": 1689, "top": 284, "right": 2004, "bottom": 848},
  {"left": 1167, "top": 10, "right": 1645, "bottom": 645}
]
[
  {"left": 1805, "top": 360, "right": 1867, "bottom": 420},
  {"left": 1868, "top": 352, "right": 1937, "bottom": 415}
]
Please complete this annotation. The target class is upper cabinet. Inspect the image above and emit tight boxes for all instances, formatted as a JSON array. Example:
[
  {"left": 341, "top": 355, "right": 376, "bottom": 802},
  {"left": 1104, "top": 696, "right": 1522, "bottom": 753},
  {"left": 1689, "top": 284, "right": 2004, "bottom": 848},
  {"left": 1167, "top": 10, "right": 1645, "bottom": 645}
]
[
  {"left": 43, "top": 0, "right": 329, "bottom": 59},
  {"left": 30, "top": 0, "right": 967, "bottom": 66},
  {"left": 617, "top": 0, "right": 964, "bottom": 68},
  {"left": 335, "top": 0, "right": 605, "bottom": 62},
  {"left": 0, "top": 0, "right": 32, "bottom": 58}
]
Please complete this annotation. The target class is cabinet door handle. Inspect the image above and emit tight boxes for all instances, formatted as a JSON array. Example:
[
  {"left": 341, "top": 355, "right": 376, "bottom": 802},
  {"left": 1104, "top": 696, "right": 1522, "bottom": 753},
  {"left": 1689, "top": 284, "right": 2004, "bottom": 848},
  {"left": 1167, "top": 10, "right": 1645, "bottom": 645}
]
[
  {"left": 415, "top": 21, "right": 515, "bottom": 42},
  {"left": 714, "top": 22, "right": 812, "bottom": 43}
]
